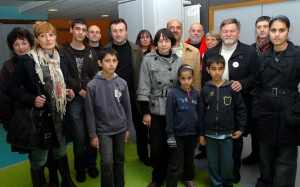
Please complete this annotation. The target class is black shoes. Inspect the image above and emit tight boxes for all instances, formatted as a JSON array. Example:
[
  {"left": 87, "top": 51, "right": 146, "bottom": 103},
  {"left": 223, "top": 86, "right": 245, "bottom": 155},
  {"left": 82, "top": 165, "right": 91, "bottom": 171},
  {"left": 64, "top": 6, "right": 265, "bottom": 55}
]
[
  {"left": 88, "top": 167, "right": 99, "bottom": 178},
  {"left": 233, "top": 169, "right": 241, "bottom": 183},
  {"left": 140, "top": 157, "right": 152, "bottom": 167},
  {"left": 242, "top": 153, "right": 259, "bottom": 165},
  {"left": 195, "top": 151, "right": 207, "bottom": 159},
  {"left": 147, "top": 181, "right": 163, "bottom": 187},
  {"left": 76, "top": 170, "right": 86, "bottom": 183}
]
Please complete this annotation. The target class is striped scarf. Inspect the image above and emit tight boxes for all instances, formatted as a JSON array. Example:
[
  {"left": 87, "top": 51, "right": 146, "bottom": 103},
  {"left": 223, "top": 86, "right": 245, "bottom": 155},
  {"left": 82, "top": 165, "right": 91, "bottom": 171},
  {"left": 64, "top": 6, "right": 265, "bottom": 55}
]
[{"left": 255, "top": 37, "right": 270, "bottom": 55}]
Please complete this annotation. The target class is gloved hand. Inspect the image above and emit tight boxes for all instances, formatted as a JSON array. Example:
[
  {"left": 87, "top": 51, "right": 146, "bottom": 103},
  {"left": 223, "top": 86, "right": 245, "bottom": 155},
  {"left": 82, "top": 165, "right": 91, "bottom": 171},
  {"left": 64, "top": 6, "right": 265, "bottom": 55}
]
[{"left": 167, "top": 137, "right": 177, "bottom": 148}]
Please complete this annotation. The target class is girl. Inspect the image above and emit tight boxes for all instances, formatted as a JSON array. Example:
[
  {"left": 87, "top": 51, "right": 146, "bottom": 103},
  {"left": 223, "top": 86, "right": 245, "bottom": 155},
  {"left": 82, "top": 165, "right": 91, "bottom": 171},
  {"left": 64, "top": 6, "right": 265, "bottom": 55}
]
[
  {"left": 253, "top": 15, "right": 300, "bottom": 187},
  {"left": 165, "top": 64, "right": 200, "bottom": 187}
]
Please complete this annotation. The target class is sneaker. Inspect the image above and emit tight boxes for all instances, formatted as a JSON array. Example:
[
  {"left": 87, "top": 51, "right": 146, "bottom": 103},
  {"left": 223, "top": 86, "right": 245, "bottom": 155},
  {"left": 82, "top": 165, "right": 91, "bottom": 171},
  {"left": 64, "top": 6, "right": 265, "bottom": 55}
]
[
  {"left": 88, "top": 167, "right": 99, "bottom": 178},
  {"left": 183, "top": 180, "right": 197, "bottom": 187},
  {"left": 76, "top": 170, "right": 86, "bottom": 183},
  {"left": 147, "top": 181, "right": 163, "bottom": 187}
]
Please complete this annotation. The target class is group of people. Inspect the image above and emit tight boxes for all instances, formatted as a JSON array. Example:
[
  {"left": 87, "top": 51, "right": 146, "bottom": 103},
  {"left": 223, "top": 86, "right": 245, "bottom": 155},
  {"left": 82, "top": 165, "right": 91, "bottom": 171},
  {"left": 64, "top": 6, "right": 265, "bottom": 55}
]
[{"left": 0, "top": 14, "right": 299, "bottom": 187}]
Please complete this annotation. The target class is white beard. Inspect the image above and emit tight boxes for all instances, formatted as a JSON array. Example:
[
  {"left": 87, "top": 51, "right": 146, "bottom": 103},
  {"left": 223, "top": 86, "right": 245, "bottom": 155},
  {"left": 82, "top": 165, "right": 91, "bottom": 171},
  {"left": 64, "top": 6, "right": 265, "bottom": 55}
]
[{"left": 223, "top": 38, "right": 235, "bottom": 45}]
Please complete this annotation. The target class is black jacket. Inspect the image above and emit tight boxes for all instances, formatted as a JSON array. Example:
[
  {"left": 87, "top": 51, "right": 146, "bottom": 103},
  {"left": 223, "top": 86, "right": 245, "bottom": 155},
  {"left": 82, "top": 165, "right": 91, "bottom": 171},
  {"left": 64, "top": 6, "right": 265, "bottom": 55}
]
[
  {"left": 165, "top": 86, "right": 200, "bottom": 138},
  {"left": 252, "top": 41, "right": 300, "bottom": 146},
  {"left": 202, "top": 41, "right": 257, "bottom": 135},
  {"left": 58, "top": 43, "right": 99, "bottom": 94},
  {"left": 199, "top": 80, "right": 247, "bottom": 136}
]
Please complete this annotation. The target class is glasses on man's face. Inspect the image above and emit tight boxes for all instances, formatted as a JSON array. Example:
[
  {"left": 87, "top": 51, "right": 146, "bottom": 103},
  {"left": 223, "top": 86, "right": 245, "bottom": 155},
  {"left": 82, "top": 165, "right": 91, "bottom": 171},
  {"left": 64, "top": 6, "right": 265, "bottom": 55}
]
[{"left": 169, "top": 26, "right": 182, "bottom": 31}]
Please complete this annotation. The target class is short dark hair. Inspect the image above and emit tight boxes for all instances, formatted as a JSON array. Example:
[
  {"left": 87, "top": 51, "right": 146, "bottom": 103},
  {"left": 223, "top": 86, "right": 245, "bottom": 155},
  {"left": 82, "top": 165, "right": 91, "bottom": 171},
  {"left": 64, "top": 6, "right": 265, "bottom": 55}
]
[
  {"left": 98, "top": 47, "right": 118, "bottom": 61},
  {"left": 110, "top": 18, "right": 127, "bottom": 30},
  {"left": 71, "top": 18, "right": 88, "bottom": 29},
  {"left": 269, "top": 15, "right": 290, "bottom": 29},
  {"left": 255, "top": 16, "right": 271, "bottom": 26},
  {"left": 153, "top": 28, "right": 176, "bottom": 47},
  {"left": 6, "top": 27, "right": 35, "bottom": 51},
  {"left": 207, "top": 54, "right": 225, "bottom": 68}
]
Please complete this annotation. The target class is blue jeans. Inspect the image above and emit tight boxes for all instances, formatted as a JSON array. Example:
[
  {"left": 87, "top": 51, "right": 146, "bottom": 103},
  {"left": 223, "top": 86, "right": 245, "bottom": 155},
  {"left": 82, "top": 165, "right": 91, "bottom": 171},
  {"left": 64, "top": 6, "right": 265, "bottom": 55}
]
[
  {"left": 29, "top": 136, "right": 66, "bottom": 170},
  {"left": 68, "top": 96, "right": 97, "bottom": 171},
  {"left": 166, "top": 135, "right": 197, "bottom": 187},
  {"left": 205, "top": 136, "right": 234, "bottom": 187},
  {"left": 257, "top": 141, "right": 298, "bottom": 187},
  {"left": 98, "top": 131, "right": 126, "bottom": 187}
]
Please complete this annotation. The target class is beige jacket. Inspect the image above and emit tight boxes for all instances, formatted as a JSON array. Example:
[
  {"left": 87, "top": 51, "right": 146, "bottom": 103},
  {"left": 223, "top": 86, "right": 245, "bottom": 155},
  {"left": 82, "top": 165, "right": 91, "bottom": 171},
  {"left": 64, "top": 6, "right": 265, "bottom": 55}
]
[{"left": 181, "top": 42, "right": 201, "bottom": 92}]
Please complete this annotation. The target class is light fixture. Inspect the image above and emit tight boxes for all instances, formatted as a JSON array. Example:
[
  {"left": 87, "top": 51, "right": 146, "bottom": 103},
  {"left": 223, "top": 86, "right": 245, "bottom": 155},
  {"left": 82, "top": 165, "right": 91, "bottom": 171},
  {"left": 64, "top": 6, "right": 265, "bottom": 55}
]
[
  {"left": 101, "top": 15, "right": 109, "bottom": 17},
  {"left": 48, "top": 8, "right": 58, "bottom": 12}
]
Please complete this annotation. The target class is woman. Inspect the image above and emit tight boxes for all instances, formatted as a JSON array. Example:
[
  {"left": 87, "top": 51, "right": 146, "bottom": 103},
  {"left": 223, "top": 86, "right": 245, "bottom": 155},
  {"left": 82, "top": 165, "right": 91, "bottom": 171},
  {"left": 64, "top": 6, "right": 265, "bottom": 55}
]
[
  {"left": 0, "top": 27, "right": 34, "bottom": 130},
  {"left": 7, "top": 21, "right": 76, "bottom": 187},
  {"left": 137, "top": 28, "right": 183, "bottom": 187},
  {"left": 205, "top": 29, "right": 221, "bottom": 49},
  {"left": 135, "top": 29, "right": 155, "bottom": 55},
  {"left": 195, "top": 29, "right": 221, "bottom": 160},
  {"left": 253, "top": 15, "right": 300, "bottom": 187}
]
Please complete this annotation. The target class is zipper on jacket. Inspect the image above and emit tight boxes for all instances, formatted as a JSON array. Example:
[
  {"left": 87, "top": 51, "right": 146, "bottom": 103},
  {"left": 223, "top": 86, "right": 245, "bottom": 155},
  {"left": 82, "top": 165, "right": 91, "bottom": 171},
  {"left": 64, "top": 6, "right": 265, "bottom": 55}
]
[{"left": 215, "top": 87, "right": 219, "bottom": 135}]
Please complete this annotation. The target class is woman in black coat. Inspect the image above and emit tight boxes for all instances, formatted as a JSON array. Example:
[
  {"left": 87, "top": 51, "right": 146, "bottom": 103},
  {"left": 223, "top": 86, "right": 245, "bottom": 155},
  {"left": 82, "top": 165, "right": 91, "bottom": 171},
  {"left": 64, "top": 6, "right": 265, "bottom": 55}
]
[
  {"left": 253, "top": 15, "right": 300, "bottom": 187},
  {"left": 7, "top": 21, "right": 76, "bottom": 187}
]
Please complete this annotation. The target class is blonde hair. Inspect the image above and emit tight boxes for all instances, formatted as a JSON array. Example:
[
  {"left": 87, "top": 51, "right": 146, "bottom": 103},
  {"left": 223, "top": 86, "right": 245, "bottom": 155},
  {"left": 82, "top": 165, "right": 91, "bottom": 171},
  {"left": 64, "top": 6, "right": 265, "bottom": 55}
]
[{"left": 33, "top": 21, "right": 58, "bottom": 51}]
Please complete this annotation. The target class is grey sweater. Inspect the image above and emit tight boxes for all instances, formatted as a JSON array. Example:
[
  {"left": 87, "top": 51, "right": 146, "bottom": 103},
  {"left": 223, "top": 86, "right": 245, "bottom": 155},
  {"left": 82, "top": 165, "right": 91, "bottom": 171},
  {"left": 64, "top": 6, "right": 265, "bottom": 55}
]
[{"left": 85, "top": 71, "right": 132, "bottom": 137}]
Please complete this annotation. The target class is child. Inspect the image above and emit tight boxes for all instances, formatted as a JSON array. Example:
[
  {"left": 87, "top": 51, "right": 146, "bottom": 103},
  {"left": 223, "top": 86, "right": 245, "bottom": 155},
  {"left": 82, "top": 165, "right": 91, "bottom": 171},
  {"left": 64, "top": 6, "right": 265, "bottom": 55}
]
[
  {"left": 85, "top": 47, "right": 132, "bottom": 187},
  {"left": 165, "top": 64, "right": 200, "bottom": 187},
  {"left": 199, "top": 54, "right": 246, "bottom": 187}
]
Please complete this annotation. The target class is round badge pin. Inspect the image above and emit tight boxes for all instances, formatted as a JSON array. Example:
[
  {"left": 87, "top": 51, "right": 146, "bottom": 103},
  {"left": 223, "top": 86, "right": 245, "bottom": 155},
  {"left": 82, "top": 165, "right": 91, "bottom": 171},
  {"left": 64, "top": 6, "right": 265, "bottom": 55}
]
[{"left": 233, "top": 62, "right": 239, "bottom": 68}]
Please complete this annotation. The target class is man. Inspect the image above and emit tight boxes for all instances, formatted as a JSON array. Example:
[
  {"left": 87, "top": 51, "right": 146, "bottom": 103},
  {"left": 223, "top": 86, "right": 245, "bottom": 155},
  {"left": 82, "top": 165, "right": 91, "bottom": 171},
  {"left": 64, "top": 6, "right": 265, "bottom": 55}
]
[
  {"left": 202, "top": 18, "right": 257, "bottom": 183},
  {"left": 185, "top": 22, "right": 208, "bottom": 60},
  {"left": 86, "top": 25, "right": 104, "bottom": 54},
  {"left": 167, "top": 19, "right": 201, "bottom": 92},
  {"left": 106, "top": 18, "right": 150, "bottom": 168},
  {"left": 58, "top": 18, "right": 99, "bottom": 183},
  {"left": 242, "top": 16, "right": 272, "bottom": 166},
  {"left": 251, "top": 16, "right": 272, "bottom": 55}
]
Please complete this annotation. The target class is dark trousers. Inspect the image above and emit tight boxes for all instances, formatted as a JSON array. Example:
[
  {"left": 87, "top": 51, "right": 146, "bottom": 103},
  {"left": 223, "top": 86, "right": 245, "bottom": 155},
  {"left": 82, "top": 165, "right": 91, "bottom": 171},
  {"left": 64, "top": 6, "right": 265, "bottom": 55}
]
[
  {"left": 166, "top": 135, "right": 197, "bottom": 187},
  {"left": 256, "top": 141, "right": 298, "bottom": 187},
  {"left": 67, "top": 96, "right": 97, "bottom": 171},
  {"left": 149, "top": 115, "right": 170, "bottom": 183},
  {"left": 130, "top": 97, "right": 149, "bottom": 160},
  {"left": 232, "top": 137, "right": 243, "bottom": 170}
]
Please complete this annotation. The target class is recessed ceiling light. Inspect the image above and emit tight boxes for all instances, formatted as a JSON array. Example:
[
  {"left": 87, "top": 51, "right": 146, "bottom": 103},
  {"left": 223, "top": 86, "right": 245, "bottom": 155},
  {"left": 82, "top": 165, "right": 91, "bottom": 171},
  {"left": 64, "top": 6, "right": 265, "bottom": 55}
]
[
  {"left": 101, "top": 15, "right": 109, "bottom": 17},
  {"left": 48, "top": 8, "right": 58, "bottom": 12}
]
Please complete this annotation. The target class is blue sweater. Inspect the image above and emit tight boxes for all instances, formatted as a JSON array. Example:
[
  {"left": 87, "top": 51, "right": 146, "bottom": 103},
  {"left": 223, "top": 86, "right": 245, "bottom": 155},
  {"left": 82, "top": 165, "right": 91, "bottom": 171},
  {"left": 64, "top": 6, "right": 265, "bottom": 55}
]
[{"left": 165, "top": 86, "right": 200, "bottom": 138}]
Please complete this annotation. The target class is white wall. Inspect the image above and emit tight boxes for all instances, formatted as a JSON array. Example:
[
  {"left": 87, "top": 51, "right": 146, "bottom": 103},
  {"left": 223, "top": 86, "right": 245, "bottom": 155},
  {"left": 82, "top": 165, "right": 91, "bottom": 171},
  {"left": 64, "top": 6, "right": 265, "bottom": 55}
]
[{"left": 214, "top": 1, "right": 300, "bottom": 45}]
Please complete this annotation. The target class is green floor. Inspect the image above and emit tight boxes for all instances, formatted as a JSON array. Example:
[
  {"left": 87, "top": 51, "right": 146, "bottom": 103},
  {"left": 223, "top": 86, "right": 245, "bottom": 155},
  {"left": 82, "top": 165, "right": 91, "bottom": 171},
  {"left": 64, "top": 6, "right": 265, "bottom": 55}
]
[{"left": 0, "top": 142, "right": 242, "bottom": 187}]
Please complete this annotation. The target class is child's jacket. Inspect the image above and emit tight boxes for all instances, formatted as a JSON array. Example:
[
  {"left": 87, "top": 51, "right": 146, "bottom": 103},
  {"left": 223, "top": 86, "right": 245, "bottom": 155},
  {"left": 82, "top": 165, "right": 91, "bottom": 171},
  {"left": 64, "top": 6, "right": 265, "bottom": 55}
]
[
  {"left": 199, "top": 80, "right": 246, "bottom": 136},
  {"left": 85, "top": 71, "right": 132, "bottom": 137},
  {"left": 166, "top": 86, "right": 200, "bottom": 138}
]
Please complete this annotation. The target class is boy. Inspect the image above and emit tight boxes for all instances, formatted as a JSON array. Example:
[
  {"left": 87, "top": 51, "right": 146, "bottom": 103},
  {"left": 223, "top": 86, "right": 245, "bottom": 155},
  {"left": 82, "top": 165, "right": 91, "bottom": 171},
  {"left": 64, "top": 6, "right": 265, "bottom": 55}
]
[
  {"left": 199, "top": 54, "right": 246, "bottom": 187},
  {"left": 85, "top": 47, "right": 132, "bottom": 187}
]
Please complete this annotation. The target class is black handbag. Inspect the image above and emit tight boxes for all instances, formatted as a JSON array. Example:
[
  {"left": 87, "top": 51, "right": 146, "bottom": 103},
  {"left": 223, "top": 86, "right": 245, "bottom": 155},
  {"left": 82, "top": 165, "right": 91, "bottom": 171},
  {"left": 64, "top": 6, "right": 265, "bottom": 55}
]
[{"left": 6, "top": 65, "right": 42, "bottom": 149}]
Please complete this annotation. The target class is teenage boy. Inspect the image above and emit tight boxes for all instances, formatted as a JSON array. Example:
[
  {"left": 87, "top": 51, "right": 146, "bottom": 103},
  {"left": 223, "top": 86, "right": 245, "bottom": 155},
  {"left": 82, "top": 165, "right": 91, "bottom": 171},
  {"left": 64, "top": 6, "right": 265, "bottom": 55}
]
[
  {"left": 58, "top": 18, "right": 99, "bottom": 182},
  {"left": 85, "top": 47, "right": 132, "bottom": 187},
  {"left": 199, "top": 54, "right": 247, "bottom": 187}
]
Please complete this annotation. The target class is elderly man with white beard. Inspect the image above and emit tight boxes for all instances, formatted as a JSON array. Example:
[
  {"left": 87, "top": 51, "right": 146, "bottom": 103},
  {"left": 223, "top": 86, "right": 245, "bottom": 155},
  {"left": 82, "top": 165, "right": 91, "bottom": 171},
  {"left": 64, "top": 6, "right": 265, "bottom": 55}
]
[{"left": 185, "top": 23, "right": 207, "bottom": 59}]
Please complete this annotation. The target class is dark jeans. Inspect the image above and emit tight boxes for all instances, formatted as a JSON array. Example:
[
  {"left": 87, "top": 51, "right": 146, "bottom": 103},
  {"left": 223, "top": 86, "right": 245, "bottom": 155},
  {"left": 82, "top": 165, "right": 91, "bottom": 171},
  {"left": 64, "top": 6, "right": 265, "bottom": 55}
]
[
  {"left": 256, "top": 141, "right": 298, "bottom": 187},
  {"left": 68, "top": 96, "right": 97, "bottom": 171},
  {"left": 166, "top": 135, "right": 197, "bottom": 187},
  {"left": 130, "top": 97, "right": 149, "bottom": 160},
  {"left": 232, "top": 136, "right": 243, "bottom": 170},
  {"left": 98, "top": 131, "right": 126, "bottom": 187},
  {"left": 149, "top": 115, "right": 170, "bottom": 183},
  {"left": 206, "top": 136, "right": 234, "bottom": 187},
  {"left": 250, "top": 120, "right": 259, "bottom": 157}
]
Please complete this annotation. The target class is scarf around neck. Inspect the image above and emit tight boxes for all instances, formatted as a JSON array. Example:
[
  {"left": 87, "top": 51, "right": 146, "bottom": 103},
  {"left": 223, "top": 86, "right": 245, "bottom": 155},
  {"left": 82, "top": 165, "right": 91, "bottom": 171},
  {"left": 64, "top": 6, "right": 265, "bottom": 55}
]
[
  {"left": 28, "top": 48, "right": 67, "bottom": 119},
  {"left": 256, "top": 37, "right": 270, "bottom": 55}
]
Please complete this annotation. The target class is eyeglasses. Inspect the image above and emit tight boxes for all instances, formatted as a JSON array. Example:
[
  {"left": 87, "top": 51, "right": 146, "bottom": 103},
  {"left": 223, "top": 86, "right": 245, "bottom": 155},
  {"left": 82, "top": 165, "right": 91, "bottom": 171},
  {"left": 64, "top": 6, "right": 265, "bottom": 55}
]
[
  {"left": 256, "top": 25, "right": 269, "bottom": 29},
  {"left": 169, "top": 26, "right": 182, "bottom": 31}
]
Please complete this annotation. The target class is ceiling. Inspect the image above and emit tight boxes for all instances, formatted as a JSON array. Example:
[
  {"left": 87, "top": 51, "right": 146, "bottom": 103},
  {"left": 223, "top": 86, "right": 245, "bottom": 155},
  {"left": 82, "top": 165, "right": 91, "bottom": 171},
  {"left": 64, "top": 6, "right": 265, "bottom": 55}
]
[{"left": 0, "top": 0, "right": 121, "bottom": 20}]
